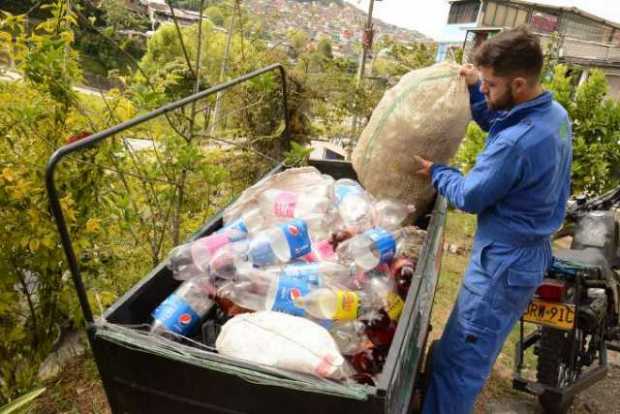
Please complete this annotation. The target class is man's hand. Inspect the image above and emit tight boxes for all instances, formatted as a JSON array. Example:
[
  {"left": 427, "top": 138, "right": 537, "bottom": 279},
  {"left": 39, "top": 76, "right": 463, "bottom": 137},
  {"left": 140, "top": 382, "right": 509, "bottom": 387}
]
[
  {"left": 459, "top": 64, "right": 480, "bottom": 87},
  {"left": 414, "top": 155, "right": 433, "bottom": 177}
]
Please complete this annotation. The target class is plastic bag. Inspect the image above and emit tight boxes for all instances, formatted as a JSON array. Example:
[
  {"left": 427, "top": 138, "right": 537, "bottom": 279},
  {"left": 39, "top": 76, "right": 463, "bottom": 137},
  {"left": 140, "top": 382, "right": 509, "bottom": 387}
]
[
  {"left": 352, "top": 62, "right": 471, "bottom": 221},
  {"left": 215, "top": 311, "right": 346, "bottom": 379}
]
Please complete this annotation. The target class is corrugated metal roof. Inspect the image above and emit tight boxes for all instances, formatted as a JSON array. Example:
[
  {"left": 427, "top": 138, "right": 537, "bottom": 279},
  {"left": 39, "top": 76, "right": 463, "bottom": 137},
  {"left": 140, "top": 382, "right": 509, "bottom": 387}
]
[{"left": 450, "top": 0, "right": 620, "bottom": 30}]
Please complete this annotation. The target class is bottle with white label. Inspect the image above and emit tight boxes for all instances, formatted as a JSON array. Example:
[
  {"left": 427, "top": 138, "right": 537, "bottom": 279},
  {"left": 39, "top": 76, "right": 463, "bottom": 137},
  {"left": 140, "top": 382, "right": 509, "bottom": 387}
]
[
  {"left": 336, "top": 227, "right": 404, "bottom": 271},
  {"left": 167, "top": 209, "right": 263, "bottom": 280},
  {"left": 151, "top": 275, "right": 216, "bottom": 337}
]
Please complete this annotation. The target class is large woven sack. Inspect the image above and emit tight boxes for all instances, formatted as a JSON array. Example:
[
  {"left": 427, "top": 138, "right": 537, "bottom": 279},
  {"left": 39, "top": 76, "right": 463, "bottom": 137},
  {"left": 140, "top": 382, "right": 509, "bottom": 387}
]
[{"left": 352, "top": 62, "right": 471, "bottom": 221}]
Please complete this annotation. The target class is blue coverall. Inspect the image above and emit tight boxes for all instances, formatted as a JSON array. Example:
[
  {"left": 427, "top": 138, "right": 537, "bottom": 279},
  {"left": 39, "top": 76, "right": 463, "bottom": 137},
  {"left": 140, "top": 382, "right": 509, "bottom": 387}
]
[{"left": 422, "top": 81, "right": 573, "bottom": 413}]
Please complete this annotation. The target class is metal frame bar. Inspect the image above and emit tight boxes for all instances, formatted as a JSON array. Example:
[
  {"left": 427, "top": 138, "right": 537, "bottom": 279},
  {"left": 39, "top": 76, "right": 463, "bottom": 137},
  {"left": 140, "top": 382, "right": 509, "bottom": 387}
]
[{"left": 45, "top": 63, "right": 290, "bottom": 325}]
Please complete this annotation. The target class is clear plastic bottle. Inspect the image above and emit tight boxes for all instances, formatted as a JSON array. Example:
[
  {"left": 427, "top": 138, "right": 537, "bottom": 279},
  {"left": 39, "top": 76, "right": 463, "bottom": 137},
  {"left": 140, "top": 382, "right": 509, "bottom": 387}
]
[
  {"left": 247, "top": 218, "right": 313, "bottom": 267},
  {"left": 371, "top": 199, "right": 415, "bottom": 231},
  {"left": 292, "top": 287, "right": 369, "bottom": 321},
  {"left": 336, "top": 227, "right": 404, "bottom": 270},
  {"left": 332, "top": 179, "right": 373, "bottom": 232},
  {"left": 328, "top": 320, "right": 371, "bottom": 355},
  {"left": 217, "top": 262, "right": 354, "bottom": 317},
  {"left": 151, "top": 275, "right": 216, "bottom": 337},
  {"left": 302, "top": 239, "right": 337, "bottom": 263},
  {"left": 168, "top": 209, "right": 263, "bottom": 280},
  {"left": 259, "top": 188, "right": 331, "bottom": 220}
]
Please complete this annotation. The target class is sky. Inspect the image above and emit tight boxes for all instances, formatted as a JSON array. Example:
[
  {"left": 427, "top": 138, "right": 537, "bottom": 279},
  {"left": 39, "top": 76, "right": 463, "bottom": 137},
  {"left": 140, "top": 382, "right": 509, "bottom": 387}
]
[{"left": 345, "top": 0, "right": 620, "bottom": 40}]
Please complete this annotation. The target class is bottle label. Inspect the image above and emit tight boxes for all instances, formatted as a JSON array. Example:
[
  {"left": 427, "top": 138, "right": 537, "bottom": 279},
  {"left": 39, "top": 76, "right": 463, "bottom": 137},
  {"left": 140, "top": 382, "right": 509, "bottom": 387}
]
[
  {"left": 386, "top": 292, "right": 404, "bottom": 321},
  {"left": 280, "top": 219, "right": 312, "bottom": 259},
  {"left": 152, "top": 294, "right": 201, "bottom": 336},
  {"left": 334, "top": 291, "right": 360, "bottom": 320},
  {"left": 366, "top": 228, "right": 396, "bottom": 264},
  {"left": 222, "top": 218, "right": 248, "bottom": 242},
  {"left": 190, "top": 234, "right": 231, "bottom": 271},
  {"left": 273, "top": 191, "right": 298, "bottom": 218},
  {"left": 249, "top": 239, "right": 277, "bottom": 266},
  {"left": 271, "top": 275, "right": 313, "bottom": 316},
  {"left": 282, "top": 263, "right": 322, "bottom": 287},
  {"left": 334, "top": 185, "right": 362, "bottom": 205}
]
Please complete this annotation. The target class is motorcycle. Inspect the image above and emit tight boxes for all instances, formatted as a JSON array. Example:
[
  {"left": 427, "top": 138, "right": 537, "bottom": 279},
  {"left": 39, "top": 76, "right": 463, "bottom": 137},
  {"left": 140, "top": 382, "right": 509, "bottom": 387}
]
[{"left": 513, "top": 190, "right": 620, "bottom": 413}]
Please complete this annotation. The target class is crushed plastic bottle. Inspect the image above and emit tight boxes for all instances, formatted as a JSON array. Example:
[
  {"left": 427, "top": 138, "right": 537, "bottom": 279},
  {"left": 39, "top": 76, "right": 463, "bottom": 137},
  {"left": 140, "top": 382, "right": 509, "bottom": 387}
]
[
  {"left": 332, "top": 179, "right": 373, "bottom": 232},
  {"left": 168, "top": 209, "right": 263, "bottom": 280},
  {"left": 247, "top": 218, "right": 313, "bottom": 267},
  {"left": 292, "top": 287, "right": 372, "bottom": 321},
  {"left": 151, "top": 275, "right": 216, "bottom": 337},
  {"left": 259, "top": 188, "right": 332, "bottom": 220},
  {"left": 336, "top": 227, "right": 404, "bottom": 271},
  {"left": 372, "top": 199, "right": 415, "bottom": 231}
]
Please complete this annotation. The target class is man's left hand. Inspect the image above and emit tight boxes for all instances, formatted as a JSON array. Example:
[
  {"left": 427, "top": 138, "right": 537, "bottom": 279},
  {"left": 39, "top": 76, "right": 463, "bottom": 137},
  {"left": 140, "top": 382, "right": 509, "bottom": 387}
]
[{"left": 414, "top": 155, "right": 433, "bottom": 177}]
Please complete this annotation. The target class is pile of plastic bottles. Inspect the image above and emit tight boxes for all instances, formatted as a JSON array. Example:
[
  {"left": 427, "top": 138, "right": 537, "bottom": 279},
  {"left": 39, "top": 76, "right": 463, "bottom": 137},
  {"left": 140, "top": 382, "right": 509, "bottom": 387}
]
[{"left": 150, "top": 173, "right": 422, "bottom": 385}]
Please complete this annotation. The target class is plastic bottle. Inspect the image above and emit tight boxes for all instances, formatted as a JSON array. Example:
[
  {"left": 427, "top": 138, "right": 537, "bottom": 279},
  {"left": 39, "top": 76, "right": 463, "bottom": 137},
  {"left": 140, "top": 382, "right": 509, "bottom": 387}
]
[
  {"left": 371, "top": 199, "right": 415, "bottom": 231},
  {"left": 259, "top": 188, "right": 331, "bottom": 220},
  {"left": 151, "top": 275, "right": 216, "bottom": 337},
  {"left": 390, "top": 256, "right": 417, "bottom": 300},
  {"left": 292, "top": 287, "right": 370, "bottom": 321},
  {"left": 216, "top": 264, "right": 329, "bottom": 316},
  {"left": 168, "top": 209, "right": 263, "bottom": 280},
  {"left": 328, "top": 320, "right": 372, "bottom": 355},
  {"left": 332, "top": 179, "right": 373, "bottom": 232},
  {"left": 302, "top": 239, "right": 337, "bottom": 263},
  {"left": 336, "top": 227, "right": 404, "bottom": 271},
  {"left": 247, "top": 218, "right": 313, "bottom": 267}
]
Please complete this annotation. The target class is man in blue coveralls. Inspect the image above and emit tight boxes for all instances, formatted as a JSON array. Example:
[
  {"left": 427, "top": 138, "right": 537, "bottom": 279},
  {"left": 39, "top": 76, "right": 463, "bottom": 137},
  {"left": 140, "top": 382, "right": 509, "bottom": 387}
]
[{"left": 416, "top": 27, "right": 573, "bottom": 413}]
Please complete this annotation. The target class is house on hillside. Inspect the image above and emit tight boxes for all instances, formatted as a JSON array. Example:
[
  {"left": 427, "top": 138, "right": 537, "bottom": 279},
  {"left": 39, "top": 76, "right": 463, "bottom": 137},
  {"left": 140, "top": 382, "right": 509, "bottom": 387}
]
[{"left": 436, "top": 0, "right": 620, "bottom": 97}]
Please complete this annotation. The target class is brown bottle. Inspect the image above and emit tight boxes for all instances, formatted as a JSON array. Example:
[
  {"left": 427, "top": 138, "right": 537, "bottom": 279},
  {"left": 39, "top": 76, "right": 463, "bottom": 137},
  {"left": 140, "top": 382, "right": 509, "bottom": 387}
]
[{"left": 390, "top": 257, "right": 417, "bottom": 300}]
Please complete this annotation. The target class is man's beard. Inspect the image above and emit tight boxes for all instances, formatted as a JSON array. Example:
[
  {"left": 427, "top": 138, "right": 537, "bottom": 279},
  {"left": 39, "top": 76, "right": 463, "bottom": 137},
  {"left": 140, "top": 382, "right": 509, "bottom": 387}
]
[{"left": 486, "top": 88, "right": 516, "bottom": 111}]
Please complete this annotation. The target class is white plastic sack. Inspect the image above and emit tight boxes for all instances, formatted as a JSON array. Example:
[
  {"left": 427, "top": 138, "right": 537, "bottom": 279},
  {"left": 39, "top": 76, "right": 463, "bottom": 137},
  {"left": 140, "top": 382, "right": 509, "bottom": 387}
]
[
  {"left": 352, "top": 62, "right": 471, "bottom": 221},
  {"left": 215, "top": 311, "right": 346, "bottom": 378}
]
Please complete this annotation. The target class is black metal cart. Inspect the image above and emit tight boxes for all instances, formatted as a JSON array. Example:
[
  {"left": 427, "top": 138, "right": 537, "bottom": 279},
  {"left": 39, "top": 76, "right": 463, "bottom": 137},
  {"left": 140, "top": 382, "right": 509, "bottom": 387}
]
[{"left": 45, "top": 64, "right": 448, "bottom": 414}]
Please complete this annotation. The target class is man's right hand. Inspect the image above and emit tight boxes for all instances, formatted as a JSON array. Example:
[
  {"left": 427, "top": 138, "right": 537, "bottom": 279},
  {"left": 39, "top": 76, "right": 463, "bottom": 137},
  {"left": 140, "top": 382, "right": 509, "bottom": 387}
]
[{"left": 459, "top": 64, "right": 480, "bottom": 87}]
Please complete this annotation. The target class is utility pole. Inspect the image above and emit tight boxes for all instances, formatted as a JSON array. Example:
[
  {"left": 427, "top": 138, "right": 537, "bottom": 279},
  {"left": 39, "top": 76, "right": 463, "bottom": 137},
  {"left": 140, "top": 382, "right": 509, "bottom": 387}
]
[
  {"left": 356, "top": 0, "right": 376, "bottom": 87},
  {"left": 349, "top": 0, "right": 378, "bottom": 159},
  {"left": 209, "top": 11, "right": 236, "bottom": 135}
]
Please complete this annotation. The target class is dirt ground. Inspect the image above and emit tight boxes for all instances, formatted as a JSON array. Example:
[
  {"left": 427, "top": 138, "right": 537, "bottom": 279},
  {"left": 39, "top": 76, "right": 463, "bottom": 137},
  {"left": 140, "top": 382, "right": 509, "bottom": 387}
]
[{"left": 481, "top": 352, "right": 620, "bottom": 414}]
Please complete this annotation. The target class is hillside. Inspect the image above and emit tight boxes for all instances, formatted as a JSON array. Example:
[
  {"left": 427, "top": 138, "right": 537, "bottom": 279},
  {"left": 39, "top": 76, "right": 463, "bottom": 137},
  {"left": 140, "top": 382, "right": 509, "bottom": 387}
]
[{"left": 245, "top": 0, "right": 430, "bottom": 57}]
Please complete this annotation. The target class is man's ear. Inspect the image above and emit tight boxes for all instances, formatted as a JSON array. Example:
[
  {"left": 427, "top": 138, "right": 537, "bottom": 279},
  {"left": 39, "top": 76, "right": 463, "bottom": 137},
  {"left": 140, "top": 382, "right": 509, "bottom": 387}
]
[{"left": 511, "top": 77, "right": 528, "bottom": 95}]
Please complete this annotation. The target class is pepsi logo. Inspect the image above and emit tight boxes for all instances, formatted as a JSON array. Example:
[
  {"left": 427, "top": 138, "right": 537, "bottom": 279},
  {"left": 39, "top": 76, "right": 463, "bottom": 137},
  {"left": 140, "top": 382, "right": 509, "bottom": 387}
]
[
  {"left": 290, "top": 288, "right": 302, "bottom": 300},
  {"left": 179, "top": 313, "right": 192, "bottom": 325},
  {"left": 288, "top": 225, "right": 299, "bottom": 236}
]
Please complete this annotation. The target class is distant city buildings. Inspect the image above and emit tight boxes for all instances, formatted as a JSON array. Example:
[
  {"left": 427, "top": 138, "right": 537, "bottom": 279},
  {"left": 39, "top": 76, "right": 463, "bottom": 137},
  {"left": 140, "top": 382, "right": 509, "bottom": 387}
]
[{"left": 127, "top": 0, "right": 427, "bottom": 58}]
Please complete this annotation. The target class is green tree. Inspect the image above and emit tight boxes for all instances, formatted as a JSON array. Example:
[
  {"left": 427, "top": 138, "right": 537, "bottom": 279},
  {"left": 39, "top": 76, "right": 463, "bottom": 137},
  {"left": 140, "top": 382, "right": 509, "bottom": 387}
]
[
  {"left": 205, "top": 5, "right": 225, "bottom": 26},
  {"left": 0, "top": 2, "right": 120, "bottom": 402},
  {"left": 317, "top": 37, "right": 333, "bottom": 60}
]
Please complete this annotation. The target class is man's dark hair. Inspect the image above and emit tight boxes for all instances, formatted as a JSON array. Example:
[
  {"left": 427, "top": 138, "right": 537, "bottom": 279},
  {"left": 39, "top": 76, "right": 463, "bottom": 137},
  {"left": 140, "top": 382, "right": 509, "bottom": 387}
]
[{"left": 474, "top": 26, "right": 544, "bottom": 80}]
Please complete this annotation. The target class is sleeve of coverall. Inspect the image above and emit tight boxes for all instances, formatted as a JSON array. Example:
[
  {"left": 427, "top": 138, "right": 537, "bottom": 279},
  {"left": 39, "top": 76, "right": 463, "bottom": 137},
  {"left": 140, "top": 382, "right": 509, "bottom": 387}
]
[
  {"left": 430, "top": 142, "right": 523, "bottom": 214},
  {"left": 469, "top": 81, "right": 500, "bottom": 132}
]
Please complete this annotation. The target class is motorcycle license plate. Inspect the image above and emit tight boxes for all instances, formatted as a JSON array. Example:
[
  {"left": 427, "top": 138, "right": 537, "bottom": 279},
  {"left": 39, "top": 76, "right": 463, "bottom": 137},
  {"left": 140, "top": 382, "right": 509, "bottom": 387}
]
[{"left": 523, "top": 299, "right": 575, "bottom": 330}]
